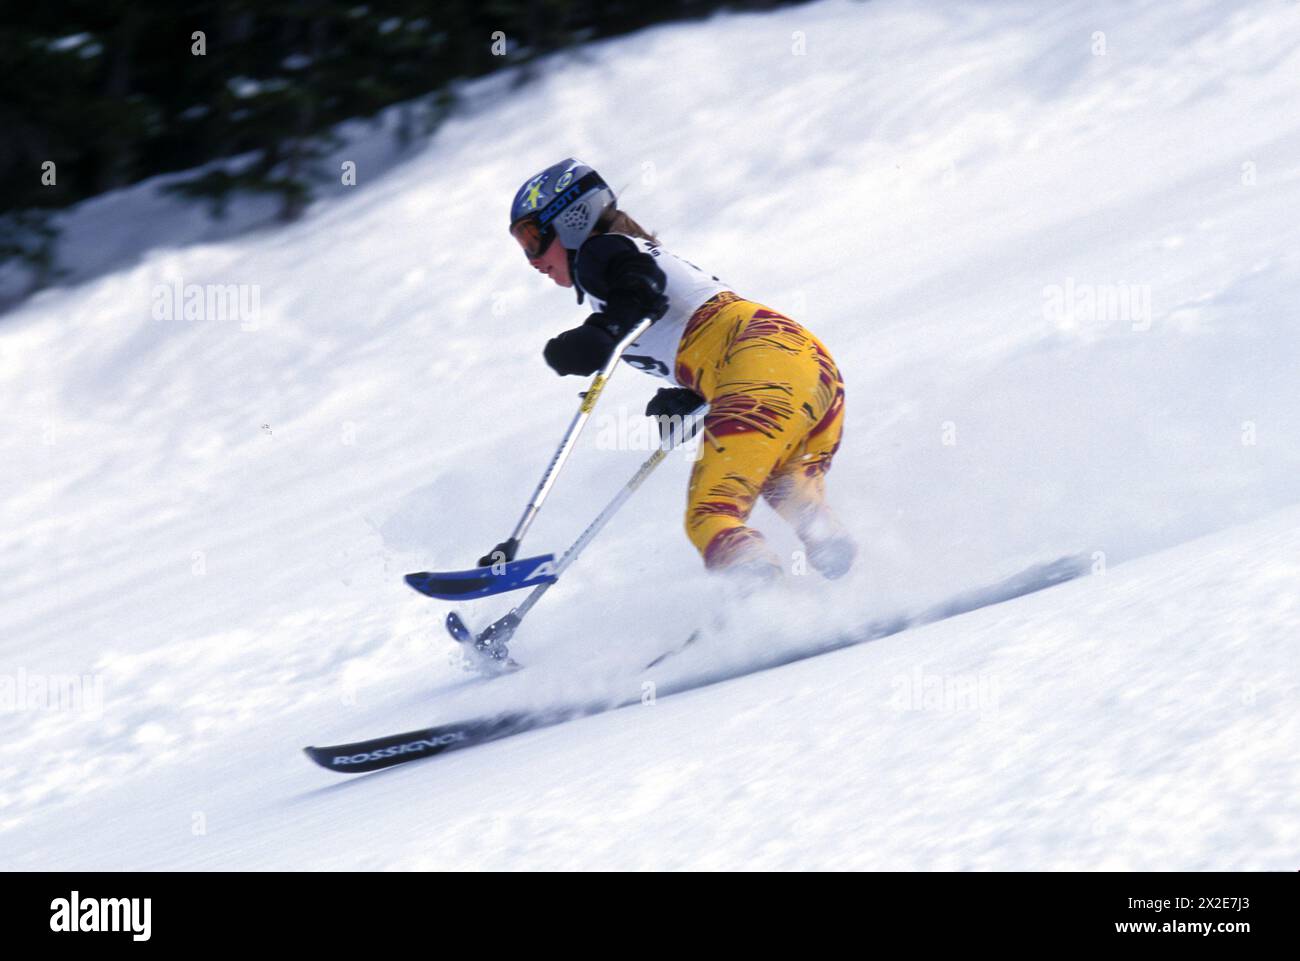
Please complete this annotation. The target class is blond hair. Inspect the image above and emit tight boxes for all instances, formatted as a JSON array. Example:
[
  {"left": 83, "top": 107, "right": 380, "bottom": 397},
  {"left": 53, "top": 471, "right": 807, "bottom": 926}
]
[{"left": 596, "top": 208, "right": 657, "bottom": 243}]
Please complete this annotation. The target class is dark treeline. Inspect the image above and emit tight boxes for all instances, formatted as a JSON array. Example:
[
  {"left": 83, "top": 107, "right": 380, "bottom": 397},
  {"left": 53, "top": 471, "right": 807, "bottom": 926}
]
[{"left": 0, "top": 0, "right": 801, "bottom": 285}]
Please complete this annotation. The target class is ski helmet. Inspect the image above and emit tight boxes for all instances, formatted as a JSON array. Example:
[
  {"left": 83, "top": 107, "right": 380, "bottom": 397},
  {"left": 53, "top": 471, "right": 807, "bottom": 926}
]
[{"left": 508, "top": 159, "right": 616, "bottom": 259}]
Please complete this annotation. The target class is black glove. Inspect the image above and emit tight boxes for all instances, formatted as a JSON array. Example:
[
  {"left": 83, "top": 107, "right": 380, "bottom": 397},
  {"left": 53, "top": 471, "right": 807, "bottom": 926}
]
[
  {"left": 645, "top": 387, "right": 705, "bottom": 443},
  {"left": 646, "top": 387, "right": 705, "bottom": 418},
  {"left": 543, "top": 315, "right": 619, "bottom": 376}
]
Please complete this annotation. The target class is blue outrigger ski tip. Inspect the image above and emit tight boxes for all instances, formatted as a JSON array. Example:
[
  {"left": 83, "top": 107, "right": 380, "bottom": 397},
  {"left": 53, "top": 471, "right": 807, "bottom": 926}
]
[{"left": 404, "top": 554, "right": 558, "bottom": 600}]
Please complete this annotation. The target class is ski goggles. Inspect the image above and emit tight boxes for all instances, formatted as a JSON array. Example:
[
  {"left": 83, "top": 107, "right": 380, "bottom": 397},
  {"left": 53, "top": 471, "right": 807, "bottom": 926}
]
[
  {"left": 509, "top": 215, "right": 555, "bottom": 260},
  {"left": 509, "top": 170, "right": 608, "bottom": 259}
]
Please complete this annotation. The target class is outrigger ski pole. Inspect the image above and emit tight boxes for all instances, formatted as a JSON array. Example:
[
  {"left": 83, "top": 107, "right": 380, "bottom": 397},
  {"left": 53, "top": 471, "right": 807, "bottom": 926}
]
[
  {"left": 477, "top": 317, "right": 655, "bottom": 567},
  {"left": 406, "top": 317, "right": 653, "bottom": 604},
  {"left": 446, "top": 405, "right": 706, "bottom": 665},
  {"left": 402, "top": 314, "right": 706, "bottom": 662}
]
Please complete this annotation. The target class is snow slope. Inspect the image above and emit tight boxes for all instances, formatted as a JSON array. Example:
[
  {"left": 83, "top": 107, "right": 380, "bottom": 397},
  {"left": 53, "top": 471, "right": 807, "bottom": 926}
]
[{"left": 2, "top": 0, "right": 1298, "bottom": 869}]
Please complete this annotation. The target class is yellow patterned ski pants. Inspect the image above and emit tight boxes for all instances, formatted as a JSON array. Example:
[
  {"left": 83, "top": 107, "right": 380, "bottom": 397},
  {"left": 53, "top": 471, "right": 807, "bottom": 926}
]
[{"left": 673, "top": 292, "right": 846, "bottom": 570}]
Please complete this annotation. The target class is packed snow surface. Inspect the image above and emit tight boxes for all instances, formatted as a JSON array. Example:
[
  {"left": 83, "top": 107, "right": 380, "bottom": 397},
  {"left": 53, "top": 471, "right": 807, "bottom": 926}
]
[{"left": 2, "top": 0, "right": 1298, "bottom": 869}]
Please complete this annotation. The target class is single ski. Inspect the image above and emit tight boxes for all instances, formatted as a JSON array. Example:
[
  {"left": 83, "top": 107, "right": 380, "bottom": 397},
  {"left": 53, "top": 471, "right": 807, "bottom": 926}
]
[
  {"left": 306, "top": 554, "right": 1093, "bottom": 775},
  {"left": 304, "top": 712, "right": 574, "bottom": 773}
]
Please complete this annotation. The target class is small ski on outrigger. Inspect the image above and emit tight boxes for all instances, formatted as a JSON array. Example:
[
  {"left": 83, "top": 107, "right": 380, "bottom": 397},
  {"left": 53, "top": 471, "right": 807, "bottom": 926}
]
[{"left": 304, "top": 553, "right": 1091, "bottom": 774}]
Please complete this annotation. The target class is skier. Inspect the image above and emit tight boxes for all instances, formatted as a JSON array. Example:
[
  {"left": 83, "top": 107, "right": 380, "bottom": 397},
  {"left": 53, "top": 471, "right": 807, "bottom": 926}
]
[{"left": 506, "top": 158, "right": 856, "bottom": 582}]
